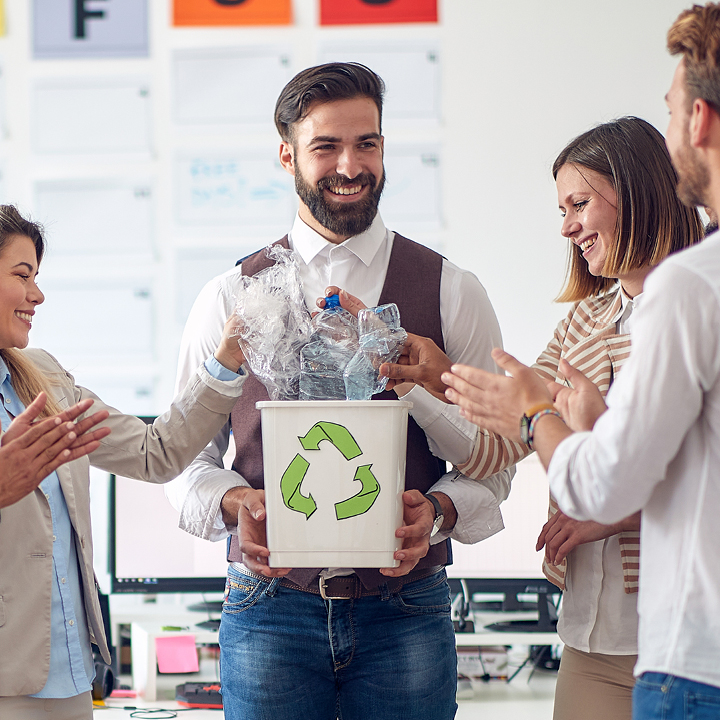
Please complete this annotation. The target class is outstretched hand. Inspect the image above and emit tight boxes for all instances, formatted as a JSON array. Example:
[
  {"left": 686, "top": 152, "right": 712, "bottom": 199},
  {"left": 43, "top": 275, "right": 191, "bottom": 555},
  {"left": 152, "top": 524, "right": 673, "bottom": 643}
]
[
  {"left": 549, "top": 359, "right": 607, "bottom": 432},
  {"left": 214, "top": 313, "right": 247, "bottom": 373},
  {"left": 442, "top": 349, "right": 553, "bottom": 440},
  {"left": 316, "top": 286, "right": 367, "bottom": 317},
  {"left": 379, "top": 333, "right": 452, "bottom": 400},
  {"left": 0, "top": 394, "right": 111, "bottom": 508}
]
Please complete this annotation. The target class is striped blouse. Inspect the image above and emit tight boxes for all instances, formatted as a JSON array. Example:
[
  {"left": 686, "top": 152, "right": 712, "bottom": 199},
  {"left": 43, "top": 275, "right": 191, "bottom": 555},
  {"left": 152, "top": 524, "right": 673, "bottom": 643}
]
[{"left": 457, "top": 287, "right": 640, "bottom": 594}]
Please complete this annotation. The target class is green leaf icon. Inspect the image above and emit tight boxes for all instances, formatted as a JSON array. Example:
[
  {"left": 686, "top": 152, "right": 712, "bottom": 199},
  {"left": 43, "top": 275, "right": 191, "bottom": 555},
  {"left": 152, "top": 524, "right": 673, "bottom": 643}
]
[
  {"left": 280, "top": 454, "right": 317, "bottom": 519},
  {"left": 334, "top": 464, "right": 381, "bottom": 520}
]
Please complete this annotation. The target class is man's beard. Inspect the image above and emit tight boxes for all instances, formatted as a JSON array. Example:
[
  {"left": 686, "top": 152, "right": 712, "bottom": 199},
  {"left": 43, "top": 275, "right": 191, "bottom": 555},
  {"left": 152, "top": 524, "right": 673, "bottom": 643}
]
[
  {"left": 674, "top": 129, "right": 711, "bottom": 209},
  {"left": 295, "top": 163, "right": 386, "bottom": 238}
]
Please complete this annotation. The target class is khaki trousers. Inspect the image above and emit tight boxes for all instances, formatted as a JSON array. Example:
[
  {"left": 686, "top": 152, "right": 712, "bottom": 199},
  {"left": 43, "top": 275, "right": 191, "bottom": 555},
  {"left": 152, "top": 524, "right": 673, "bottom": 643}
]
[
  {"left": 0, "top": 691, "right": 93, "bottom": 720},
  {"left": 553, "top": 645, "right": 637, "bottom": 720}
]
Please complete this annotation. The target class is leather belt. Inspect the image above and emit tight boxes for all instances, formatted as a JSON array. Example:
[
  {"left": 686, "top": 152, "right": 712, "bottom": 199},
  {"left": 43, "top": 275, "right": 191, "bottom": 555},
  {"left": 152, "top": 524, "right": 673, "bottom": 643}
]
[{"left": 237, "top": 565, "right": 444, "bottom": 600}]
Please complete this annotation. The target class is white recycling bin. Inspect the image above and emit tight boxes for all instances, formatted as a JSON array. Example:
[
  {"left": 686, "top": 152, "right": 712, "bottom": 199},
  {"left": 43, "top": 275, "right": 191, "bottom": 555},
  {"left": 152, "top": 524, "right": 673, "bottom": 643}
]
[{"left": 258, "top": 400, "right": 411, "bottom": 568}]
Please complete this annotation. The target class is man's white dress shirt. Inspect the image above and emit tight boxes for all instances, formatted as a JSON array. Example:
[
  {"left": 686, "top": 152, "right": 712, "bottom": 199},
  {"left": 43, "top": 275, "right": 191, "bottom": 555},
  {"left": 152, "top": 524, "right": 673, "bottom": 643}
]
[
  {"left": 548, "top": 233, "right": 720, "bottom": 687},
  {"left": 166, "top": 213, "right": 513, "bottom": 547}
]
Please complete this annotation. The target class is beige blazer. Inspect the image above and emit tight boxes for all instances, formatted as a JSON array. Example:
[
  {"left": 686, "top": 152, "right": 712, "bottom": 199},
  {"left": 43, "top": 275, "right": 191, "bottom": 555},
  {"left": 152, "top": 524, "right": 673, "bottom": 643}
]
[{"left": 0, "top": 349, "right": 245, "bottom": 696}]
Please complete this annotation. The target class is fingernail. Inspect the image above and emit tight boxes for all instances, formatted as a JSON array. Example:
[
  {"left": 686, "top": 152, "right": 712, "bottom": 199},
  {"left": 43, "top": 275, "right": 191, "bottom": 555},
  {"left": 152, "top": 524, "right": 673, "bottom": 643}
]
[{"left": 340, "top": 289, "right": 348, "bottom": 299}]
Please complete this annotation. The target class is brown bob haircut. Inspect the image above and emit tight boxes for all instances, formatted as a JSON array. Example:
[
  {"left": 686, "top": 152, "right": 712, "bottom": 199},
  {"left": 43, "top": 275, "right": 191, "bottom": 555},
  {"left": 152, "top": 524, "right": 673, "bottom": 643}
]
[
  {"left": 554, "top": 116, "right": 704, "bottom": 303},
  {"left": 274, "top": 62, "right": 385, "bottom": 143},
  {"left": 667, "top": 2, "right": 720, "bottom": 112}
]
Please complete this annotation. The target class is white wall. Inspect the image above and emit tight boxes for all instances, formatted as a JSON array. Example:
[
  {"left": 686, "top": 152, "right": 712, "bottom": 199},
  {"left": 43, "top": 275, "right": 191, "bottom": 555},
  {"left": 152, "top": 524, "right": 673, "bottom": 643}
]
[{"left": 0, "top": 0, "right": 693, "bottom": 412}]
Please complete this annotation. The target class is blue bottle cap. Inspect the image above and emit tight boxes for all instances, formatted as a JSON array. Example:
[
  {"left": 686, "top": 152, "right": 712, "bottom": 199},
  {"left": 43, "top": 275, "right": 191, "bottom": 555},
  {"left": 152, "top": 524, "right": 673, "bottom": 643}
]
[{"left": 324, "top": 294, "right": 341, "bottom": 309}]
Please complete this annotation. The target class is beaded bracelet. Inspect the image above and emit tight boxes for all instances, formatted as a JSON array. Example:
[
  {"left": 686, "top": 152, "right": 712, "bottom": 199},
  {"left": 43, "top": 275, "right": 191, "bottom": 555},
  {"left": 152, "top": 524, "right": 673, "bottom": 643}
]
[{"left": 527, "top": 408, "right": 562, "bottom": 449}]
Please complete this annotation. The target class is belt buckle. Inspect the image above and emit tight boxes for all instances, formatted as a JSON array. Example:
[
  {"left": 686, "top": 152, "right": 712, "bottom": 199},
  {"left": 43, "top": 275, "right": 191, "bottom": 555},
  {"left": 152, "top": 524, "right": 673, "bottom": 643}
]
[{"left": 319, "top": 576, "right": 354, "bottom": 600}]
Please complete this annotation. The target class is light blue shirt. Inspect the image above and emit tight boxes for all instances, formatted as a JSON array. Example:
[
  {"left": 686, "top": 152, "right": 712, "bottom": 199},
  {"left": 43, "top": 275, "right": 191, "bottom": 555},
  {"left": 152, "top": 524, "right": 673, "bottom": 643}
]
[
  {"left": 0, "top": 358, "right": 94, "bottom": 699},
  {"left": 0, "top": 354, "right": 238, "bottom": 698}
]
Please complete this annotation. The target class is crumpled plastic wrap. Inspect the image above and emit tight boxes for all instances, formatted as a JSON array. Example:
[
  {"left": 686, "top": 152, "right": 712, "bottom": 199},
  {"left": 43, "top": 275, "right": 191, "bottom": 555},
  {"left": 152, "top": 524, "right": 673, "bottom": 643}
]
[
  {"left": 233, "top": 244, "right": 312, "bottom": 400},
  {"left": 233, "top": 252, "right": 407, "bottom": 401}
]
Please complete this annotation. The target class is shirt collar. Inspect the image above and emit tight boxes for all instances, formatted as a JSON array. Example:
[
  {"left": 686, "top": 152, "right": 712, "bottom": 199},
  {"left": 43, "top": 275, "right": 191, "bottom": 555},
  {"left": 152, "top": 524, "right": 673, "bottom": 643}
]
[
  {"left": 288, "top": 212, "right": 388, "bottom": 268},
  {"left": 0, "top": 356, "right": 9, "bottom": 387},
  {"left": 611, "top": 285, "right": 644, "bottom": 325}
]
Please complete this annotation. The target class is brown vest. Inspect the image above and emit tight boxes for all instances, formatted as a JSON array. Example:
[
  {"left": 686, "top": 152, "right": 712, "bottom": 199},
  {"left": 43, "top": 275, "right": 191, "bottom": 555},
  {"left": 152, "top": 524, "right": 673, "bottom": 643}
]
[{"left": 228, "top": 233, "right": 450, "bottom": 588}]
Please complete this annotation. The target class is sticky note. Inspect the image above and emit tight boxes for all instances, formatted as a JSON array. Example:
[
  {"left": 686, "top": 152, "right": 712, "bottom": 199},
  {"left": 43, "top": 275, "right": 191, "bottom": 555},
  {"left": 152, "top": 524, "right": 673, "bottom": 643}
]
[{"left": 155, "top": 635, "right": 199, "bottom": 674}]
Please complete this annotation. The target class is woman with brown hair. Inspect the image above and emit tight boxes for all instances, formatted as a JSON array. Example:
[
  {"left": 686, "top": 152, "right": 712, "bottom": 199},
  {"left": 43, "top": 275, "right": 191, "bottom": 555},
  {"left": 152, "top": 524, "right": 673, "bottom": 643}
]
[
  {"left": 0, "top": 204, "right": 247, "bottom": 719},
  {"left": 348, "top": 116, "right": 704, "bottom": 720}
]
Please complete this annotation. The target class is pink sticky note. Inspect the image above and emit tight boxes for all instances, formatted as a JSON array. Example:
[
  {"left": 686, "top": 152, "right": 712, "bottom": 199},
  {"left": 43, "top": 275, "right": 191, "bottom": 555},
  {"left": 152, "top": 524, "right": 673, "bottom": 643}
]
[{"left": 155, "top": 635, "right": 199, "bottom": 674}]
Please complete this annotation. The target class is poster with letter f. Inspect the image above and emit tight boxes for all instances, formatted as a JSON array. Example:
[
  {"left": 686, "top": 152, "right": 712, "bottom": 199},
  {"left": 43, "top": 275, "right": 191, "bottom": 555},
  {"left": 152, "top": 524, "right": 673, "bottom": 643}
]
[
  {"left": 173, "top": 0, "right": 292, "bottom": 26},
  {"left": 320, "top": 0, "right": 437, "bottom": 26}
]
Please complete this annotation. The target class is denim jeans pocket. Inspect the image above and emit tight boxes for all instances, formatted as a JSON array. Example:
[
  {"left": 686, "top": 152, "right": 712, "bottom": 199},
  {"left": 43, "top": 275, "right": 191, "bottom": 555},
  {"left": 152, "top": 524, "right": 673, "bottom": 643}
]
[
  {"left": 687, "top": 690, "right": 720, "bottom": 720},
  {"left": 390, "top": 570, "right": 451, "bottom": 616},
  {"left": 635, "top": 672, "right": 670, "bottom": 690},
  {"left": 222, "top": 569, "right": 270, "bottom": 614}
]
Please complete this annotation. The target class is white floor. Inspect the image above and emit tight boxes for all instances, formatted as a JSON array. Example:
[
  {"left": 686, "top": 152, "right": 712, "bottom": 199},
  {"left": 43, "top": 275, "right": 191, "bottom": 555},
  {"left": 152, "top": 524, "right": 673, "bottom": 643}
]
[
  {"left": 98, "top": 665, "right": 556, "bottom": 719},
  {"left": 456, "top": 668, "right": 556, "bottom": 720}
]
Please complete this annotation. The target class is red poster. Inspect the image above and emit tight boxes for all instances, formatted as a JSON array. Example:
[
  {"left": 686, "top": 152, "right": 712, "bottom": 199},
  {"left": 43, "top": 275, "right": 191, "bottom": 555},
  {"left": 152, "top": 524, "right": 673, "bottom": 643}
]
[
  {"left": 320, "top": 0, "right": 437, "bottom": 26},
  {"left": 174, "top": 0, "right": 292, "bottom": 27}
]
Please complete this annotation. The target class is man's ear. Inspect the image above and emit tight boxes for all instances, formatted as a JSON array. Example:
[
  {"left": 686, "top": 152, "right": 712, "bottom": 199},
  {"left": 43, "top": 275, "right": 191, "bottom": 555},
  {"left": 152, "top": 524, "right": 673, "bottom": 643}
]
[
  {"left": 690, "top": 98, "right": 714, "bottom": 148},
  {"left": 279, "top": 141, "right": 295, "bottom": 176}
]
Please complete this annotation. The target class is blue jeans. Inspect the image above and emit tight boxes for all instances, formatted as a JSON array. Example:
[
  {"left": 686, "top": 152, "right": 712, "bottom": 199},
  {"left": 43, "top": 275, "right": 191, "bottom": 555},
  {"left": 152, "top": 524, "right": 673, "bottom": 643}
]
[
  {"left": 633, "top": 672, "right": 720, "bottom": 720},
  {"left": 219, "top": 566, "right": 457, "bottom": 720}
]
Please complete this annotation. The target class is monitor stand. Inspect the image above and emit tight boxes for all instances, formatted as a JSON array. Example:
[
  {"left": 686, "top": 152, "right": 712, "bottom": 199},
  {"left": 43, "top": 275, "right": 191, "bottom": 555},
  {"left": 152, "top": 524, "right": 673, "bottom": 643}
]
[
  {"left": 187, "top": 600, "right": 223, "bottom": 631},
  {"left": 485, "top": 590, "right": 558, "bottom": 633}
]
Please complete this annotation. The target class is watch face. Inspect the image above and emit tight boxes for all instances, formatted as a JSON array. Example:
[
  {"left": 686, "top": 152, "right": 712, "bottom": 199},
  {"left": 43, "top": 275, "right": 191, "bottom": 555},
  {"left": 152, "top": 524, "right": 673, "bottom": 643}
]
[{"left": 520, "top": 415, "right": 531, "bottom": 444}]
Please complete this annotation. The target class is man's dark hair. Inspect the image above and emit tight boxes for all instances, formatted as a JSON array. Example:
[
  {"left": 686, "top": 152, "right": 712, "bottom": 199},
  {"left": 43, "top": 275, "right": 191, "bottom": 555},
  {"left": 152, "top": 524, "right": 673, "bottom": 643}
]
[{"left": 274, "top": 62, "right": 385, "bottom": 142}]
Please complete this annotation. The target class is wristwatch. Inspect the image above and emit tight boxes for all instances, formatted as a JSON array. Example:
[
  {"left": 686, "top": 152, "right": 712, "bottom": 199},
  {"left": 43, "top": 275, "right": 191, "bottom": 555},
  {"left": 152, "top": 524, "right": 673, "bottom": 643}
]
[
  {"left": 424, "top": 493, "right": 444, "bottom": 537},
  {"left": 520, "top": 403, "right": 560, "bottom": 448}
]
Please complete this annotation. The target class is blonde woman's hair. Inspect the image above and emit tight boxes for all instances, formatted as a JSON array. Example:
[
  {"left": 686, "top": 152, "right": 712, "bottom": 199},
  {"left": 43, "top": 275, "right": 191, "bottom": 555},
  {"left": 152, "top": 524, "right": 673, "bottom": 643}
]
[{"left": 0, "top": 205, "right": 60, "bottom": 418}]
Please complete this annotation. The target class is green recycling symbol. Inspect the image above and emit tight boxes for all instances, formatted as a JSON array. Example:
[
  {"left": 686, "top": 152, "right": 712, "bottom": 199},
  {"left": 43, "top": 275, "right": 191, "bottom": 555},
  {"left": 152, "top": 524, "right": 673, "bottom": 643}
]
[{"left": 280, "top": 421, "right": 381, "bottom": 521}]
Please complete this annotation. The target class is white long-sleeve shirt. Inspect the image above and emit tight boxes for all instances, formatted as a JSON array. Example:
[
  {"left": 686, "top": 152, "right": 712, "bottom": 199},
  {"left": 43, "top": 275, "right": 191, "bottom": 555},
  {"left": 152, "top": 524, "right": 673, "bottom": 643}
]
[
  {"left": 166, "top": 212, "right": 513, "bottom": 547},
  {"left": 548, "top": 232, "right": 720, "bottom": 687}
]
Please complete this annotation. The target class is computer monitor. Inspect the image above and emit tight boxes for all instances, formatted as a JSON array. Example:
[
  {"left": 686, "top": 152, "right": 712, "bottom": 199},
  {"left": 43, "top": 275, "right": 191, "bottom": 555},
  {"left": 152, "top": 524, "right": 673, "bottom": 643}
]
[
  {"left": 447, "top": 454, "right": 560, "bottom": 630},
  {"left": 108, "top": 424, "right": 557, "bottom": 614},
  {"left": 108, "top": 417, "right": 230, "bottom": 595}
]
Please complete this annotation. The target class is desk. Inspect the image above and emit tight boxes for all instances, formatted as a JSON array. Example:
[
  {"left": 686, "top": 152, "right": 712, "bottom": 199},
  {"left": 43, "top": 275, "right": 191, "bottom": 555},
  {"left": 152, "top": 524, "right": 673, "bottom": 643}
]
[
  {"left": 454, "top": 610, "right": 559, "bottom": 648},
  {"left": 131, "top": 622, "right": 220, "bottom": 701},
  {"left": 130, "top": 609, "right": 559, "bottom": 701}
]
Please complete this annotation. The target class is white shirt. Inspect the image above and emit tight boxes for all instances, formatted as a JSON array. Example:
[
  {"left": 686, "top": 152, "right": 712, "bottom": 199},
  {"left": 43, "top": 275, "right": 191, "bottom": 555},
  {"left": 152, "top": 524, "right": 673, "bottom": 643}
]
[
  {"left": 548, "top": 232, "right": 720, "bottom": 687},
  {"left": 557, "top": 288, "right": 640, "bottom": 655},
  {"left": 166, "top": 212, "right": 513, "bottom": 548}
]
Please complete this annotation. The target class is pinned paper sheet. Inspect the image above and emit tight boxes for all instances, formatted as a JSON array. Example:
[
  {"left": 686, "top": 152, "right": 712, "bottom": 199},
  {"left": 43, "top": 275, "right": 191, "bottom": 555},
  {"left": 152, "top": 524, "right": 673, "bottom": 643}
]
[{"left": 155, "top": 635, "right": 199, "bottom": 674}]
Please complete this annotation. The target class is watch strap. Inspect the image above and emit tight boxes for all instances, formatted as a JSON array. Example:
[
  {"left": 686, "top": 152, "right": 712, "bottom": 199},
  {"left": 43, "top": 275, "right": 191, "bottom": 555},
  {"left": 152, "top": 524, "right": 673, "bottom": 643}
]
[{"left": 423, "top": 493, "right": 444, "bottom": 536}]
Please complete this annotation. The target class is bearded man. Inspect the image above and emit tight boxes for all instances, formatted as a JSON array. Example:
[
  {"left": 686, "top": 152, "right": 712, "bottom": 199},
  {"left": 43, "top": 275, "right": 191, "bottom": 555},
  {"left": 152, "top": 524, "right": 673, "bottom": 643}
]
[{"left": 165, "top": 62, "right": 511, "bottom": 720}]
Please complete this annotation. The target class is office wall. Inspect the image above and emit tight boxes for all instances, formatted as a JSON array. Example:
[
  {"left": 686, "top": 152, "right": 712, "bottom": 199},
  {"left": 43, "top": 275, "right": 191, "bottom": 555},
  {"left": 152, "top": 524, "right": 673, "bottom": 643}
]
[{"left": 0, "top": 0, "right": 693, "bottom": 412}]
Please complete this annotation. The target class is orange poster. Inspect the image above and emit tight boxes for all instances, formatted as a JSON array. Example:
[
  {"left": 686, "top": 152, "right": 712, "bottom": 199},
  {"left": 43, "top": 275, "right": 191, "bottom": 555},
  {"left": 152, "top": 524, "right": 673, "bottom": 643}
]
[
  {"left": 174, "top": 0, "right": 292, "bottom": 27},
  {"left": 320, "top": 0, "right": 437, "bottom": 26}
]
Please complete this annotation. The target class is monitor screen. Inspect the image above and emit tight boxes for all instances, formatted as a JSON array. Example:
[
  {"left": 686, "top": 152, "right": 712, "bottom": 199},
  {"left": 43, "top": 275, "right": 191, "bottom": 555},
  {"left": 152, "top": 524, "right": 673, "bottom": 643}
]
[
  {"left": 109, "top": 416, "right": 231, "bottom": 594},
  {"left": 108, "top": 423, "right": 554, "bottom": 595},
  {"left": 447, "top": 453, "right": 552, "bottom": 585}
]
